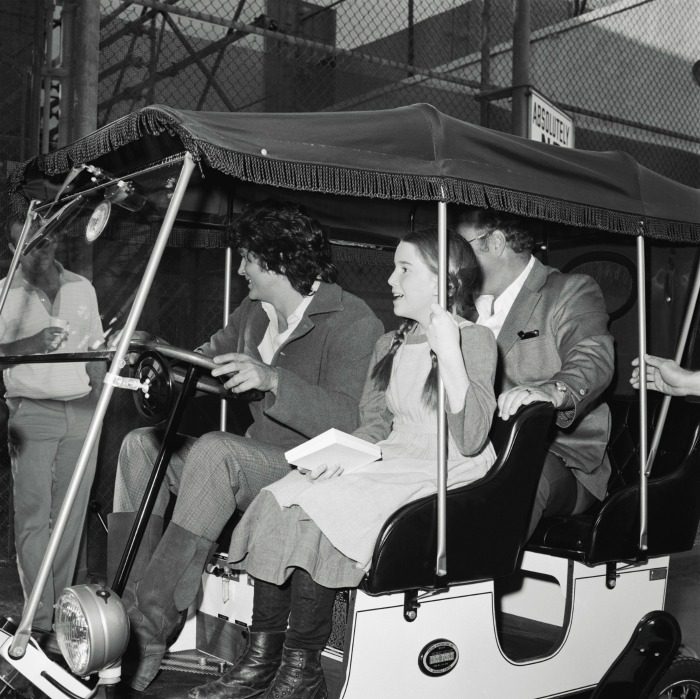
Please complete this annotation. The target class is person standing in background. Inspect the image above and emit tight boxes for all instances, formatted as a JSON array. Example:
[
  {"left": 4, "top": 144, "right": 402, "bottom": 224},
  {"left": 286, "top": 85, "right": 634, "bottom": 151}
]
[{"left": 0, "top": 216, "right": 106, "bottom": 634}]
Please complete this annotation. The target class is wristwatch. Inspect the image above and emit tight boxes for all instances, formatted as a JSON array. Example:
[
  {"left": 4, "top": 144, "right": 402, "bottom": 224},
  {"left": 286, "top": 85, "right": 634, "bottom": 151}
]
[{"left": 554, "top": 381, "right": 570, "bottom": 408}]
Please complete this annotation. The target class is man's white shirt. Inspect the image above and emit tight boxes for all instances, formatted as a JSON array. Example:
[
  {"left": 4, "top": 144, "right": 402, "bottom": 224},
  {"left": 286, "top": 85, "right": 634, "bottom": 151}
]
[
  {"left": 258, "top": 280, "right": 320, "bottom": 363},
  {"left": 475, "top": 256, "right": 535, "bottom": 338}
]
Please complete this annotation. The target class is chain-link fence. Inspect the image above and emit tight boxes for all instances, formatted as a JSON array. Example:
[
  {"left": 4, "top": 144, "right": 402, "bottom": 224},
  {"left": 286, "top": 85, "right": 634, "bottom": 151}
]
[
  {"left": 2, "top": 1, "right": 697, "bottom": 214},
  {"left": 96, "top": 0, "right": 699, "bottom": 187}
]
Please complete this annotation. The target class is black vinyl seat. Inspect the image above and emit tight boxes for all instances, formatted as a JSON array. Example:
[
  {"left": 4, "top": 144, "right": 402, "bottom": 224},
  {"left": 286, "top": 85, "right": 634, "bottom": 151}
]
[
  {"left": 362, "top": 402, "right": 554, "bottom": 595},
  {"left": 528, "top": 395, "right": 700, "bottom": 565}
]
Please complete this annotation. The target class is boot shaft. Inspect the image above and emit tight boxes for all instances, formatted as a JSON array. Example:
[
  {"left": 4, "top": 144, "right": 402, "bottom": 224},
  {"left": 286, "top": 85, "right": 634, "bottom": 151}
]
[
  {"left": 106, "top": 512, "right": 164, "bottom": 589},
  {"left": 286, "top": 570, "right": 336, "bottom": 651},
  {"left": 125, "top": 523, "right": 215, "bottom": 691}
]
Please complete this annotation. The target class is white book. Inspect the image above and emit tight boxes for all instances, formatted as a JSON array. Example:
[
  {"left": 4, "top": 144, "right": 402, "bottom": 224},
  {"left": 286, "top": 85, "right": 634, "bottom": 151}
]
[{"left": 285, "top": 428, "right": 381, "bottom": 477}]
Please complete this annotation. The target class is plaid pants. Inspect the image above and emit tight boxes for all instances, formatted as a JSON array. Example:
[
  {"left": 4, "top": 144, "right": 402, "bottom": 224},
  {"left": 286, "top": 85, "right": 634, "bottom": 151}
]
[{"left": 113, "top": 428, "right": 292, "bottom": 541}]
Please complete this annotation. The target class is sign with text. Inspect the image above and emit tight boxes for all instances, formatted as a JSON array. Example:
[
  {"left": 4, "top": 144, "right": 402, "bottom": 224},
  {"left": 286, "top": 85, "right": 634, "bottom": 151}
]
[{"left": 528, "top": 90, "right": 574, "bottom": 148}]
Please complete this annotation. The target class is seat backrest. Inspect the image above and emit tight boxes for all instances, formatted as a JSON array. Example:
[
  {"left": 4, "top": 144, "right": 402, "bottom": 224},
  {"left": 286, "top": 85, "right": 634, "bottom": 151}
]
[
  {"left": 607, "top": 394, "right": 700, "bottom": 490},
  {"left": 589, "top": 395, "right": 700, "bottom": 562},
  {"left": 363, "top": 402, "right": 554, "bottom": 595},
  {"left": 528, "top": 395, "right": 700, "bottom": 564}
]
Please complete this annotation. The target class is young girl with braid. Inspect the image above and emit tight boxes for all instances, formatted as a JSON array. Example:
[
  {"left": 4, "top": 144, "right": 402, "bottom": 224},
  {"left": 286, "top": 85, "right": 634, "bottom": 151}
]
[{"left": 186, "top": 228, "right": 498, "bottom": 699}]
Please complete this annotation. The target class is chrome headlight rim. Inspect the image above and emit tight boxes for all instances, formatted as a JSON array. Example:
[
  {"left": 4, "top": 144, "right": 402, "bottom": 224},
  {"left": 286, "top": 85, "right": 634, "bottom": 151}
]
[{"left": 55, "top": 584, "right": 129, "bottom": 676}]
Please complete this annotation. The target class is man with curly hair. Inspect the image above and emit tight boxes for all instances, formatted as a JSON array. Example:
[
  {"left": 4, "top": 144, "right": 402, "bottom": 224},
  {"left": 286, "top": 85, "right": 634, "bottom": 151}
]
[
  {"left": 457, "top": 207, "right": 614, "bottom": 536},
  {"left": 110, "top": 200, "right": 383, "bottom": 691}
]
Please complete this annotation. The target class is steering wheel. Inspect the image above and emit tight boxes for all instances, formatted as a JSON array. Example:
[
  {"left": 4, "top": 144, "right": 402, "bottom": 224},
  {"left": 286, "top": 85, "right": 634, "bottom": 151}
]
[{"left": 131, "top": 344, "right": 224, "bottom": 424}]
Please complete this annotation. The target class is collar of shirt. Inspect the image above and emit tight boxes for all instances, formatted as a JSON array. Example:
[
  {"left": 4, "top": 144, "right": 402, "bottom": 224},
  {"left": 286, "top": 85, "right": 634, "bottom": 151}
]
[
  {"left": 13, "top": 261, "right": 65, "bottom": 290},
  {"left": 13, "top": 261, "right": 67, "bottom": 316},
  {"left": 476, "top": 255, "right": 535, "bottom": 338},
  {"left": 258, "top": 279, "right": 320, "bottom": 364}
]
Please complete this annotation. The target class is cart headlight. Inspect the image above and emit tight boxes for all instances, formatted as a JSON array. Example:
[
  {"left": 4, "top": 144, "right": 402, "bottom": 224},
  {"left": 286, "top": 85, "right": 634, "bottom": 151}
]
[{"left": 54, "top": 584, "right": 130, "bottom": 676}]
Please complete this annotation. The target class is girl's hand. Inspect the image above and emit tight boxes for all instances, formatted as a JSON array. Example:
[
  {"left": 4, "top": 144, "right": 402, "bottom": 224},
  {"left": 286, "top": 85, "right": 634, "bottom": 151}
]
[
  {"left": 426, "top": 303, "right": 461, "bottom": 358},
  {"left": 303, "top": 463, "right": 344, "bottom": 481},
  {"left": 426, "top": 304, "right": 470, "bottom": 412}
]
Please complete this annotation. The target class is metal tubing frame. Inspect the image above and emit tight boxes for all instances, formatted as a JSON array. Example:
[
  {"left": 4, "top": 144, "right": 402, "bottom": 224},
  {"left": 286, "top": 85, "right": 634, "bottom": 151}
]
[
  {"left": 111, "top": 363, "right": 201, "bottom": 594},
  {"left": 435, "top": 201, "right": 448, "bottom": 578},
  {"left": 197, "top": 0, "right": 247, "bottom": 110},
  {"left": 126, "top": 0, "right": 480, "bottom": 91},
  {"left": 159, "top": 11, "right": 236, "bottom": 111},
  {"left": 511, "top": 0, "right": 531, "bottom": 138},
  {"left": 220, "top": 246, "right": 233, "bottom": 431},
  {"left": 23, "top": 196, "right": 85, "bottom": 255},
  {"left": 646, "top": 250, "right": 700, "bottom": 476},
  {"left": 31, "top": 154, "right": 187, "bottom": 215},
  {"left": 636, "top": 232, "right": 649, "bottom": 552},
  {"left": 8, "top": 151, "right": 196, "bottom": 658}
]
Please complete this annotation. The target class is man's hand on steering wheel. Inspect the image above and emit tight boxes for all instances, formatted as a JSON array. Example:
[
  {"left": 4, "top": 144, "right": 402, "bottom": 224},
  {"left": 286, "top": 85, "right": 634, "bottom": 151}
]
[{"left": 211, "top": 352, "right": 279, "bottom": 394}]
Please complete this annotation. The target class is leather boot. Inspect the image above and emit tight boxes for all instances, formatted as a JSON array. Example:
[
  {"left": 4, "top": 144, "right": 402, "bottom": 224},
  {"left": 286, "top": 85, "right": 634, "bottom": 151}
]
[
  {"left": 260, "top": 571, "right": 335, "bottom": 699},
  {"left": 260, "top": 646, "right": 327, "bottom": 699},
  {"left": 124, "top": 523, "right": 214, "bottom": 691},
  {"left": 187, "top": 631, "right": 285, "bottom": 699},
  {"left": 107, "top": 512, "right": 164, "bottom": 588}
]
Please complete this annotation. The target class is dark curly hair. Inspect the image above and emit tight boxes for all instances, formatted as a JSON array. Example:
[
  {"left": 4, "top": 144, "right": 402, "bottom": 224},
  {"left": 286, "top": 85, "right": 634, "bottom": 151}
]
[
  {"left": 231, "top": 200, "right": 337, "bottom": 295},
  {"left": 371, "top": 227, "right": 481, "bottom": 410},
  {"left": 457, "top": 207, "right": 534, "bottom": 255}
]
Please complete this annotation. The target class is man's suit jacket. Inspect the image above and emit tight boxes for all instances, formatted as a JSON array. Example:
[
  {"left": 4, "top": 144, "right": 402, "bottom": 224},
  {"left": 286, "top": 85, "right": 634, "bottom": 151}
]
[{"left": 496, "top": 258, "right": 614, "bottom": 501}]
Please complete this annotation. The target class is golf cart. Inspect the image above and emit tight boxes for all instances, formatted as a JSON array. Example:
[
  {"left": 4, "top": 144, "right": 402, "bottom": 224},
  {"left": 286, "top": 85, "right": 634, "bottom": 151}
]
[{"left": 2, "top": 103, "right": 700, "bottom": 698}]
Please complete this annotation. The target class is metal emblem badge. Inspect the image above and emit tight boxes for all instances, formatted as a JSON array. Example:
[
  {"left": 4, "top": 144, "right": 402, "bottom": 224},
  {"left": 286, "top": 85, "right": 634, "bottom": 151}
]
[{"left": 418, "top": 639, "right": 459, "bottom": 676}]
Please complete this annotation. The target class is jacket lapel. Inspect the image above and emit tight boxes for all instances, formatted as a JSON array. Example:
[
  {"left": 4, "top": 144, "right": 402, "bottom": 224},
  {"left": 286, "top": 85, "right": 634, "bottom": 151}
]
[
  {"left": 242, "top": 306, "right": 267, "bottom": 360},
  {"left": 497, "top": 258, "right": 548, "bottom": 358},
  {"left": 271, "top": 282, "right": 344, "bottom": 362}
]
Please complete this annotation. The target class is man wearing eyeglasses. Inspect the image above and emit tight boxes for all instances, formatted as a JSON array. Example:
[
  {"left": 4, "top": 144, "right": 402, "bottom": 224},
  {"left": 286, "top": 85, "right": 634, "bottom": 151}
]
[
  {"left": 0, "top": 217, "right": 106, "bottom": 635},
  {"left": 457, "top": 207, "right": 614, "bottom": 536}
]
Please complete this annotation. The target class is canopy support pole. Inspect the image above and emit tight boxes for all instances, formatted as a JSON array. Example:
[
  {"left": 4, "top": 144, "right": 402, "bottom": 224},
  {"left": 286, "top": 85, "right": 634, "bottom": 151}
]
[
  {"left": 636, "top": 230, "right": 649, "bottom": 553},
  {"left": 220, "top": 245, "right": 233, "bottom": 431},
  {"left": 8, "top": 152, "right": 197, "bottom": 659},
  {"left": 646, "top": 249, "right": 700, "bottom": 476},
  {"left": 435, "top": 200, "right": 448, "bottom": 580}
]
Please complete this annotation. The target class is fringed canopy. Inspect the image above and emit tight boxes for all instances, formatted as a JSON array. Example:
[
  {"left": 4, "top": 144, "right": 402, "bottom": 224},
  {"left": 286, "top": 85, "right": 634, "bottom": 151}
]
[{"left": 10, "top": 103, "right": 700, "bottom": 241}]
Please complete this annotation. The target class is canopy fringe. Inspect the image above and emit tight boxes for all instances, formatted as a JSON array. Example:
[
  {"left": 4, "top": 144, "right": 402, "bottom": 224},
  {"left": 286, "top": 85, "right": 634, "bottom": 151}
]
[{"left": 8, "top": 107, "right": 699, "bottom": 243}]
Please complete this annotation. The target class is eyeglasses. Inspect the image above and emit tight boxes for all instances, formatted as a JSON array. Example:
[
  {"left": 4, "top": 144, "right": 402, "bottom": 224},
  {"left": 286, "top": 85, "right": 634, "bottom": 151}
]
[{"left": 464, "top": 231, "right": 491, "bottom": 244}]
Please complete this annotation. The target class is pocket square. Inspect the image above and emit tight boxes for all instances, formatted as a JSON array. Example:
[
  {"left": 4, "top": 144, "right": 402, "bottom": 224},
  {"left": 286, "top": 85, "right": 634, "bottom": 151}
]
[{"left": 517, "top": 329, "right": 540, "bottom": 340}]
